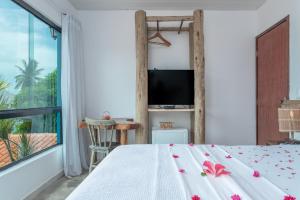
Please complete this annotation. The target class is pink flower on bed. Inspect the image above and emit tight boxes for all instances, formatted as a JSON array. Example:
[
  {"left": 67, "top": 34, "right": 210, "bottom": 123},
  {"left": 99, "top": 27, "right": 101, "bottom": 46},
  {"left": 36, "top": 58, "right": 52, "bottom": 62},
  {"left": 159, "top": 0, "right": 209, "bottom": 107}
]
[
  {"left": 191, "top": 195, "right": 201, "bottom": 200},
  {"left": 189, "top": 143, "right": 194, "bottom": 147},
  {"left": 179, "top": 169, "right": 185, "bottom": 173},
  {"left": 203, "top": 161, "right": 230, "bottom": 177},
  {"left": 231, "top": 194, "right": 241, "bottom": 200},
  {"left": 253, "top": 170, "right": 260, "bottom": 177},
  {"left": 172, "top": 154, "right": 179, "bottom": 159},
  {"left": 284, "top": 195, "right": 296, "bottom": 200}
]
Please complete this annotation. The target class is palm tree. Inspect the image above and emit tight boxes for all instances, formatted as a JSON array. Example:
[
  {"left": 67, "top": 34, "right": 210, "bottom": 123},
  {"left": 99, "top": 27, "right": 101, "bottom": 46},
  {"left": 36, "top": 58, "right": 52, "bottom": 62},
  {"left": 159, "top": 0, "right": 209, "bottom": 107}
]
[
  {"left": 0, "top": 119, "right": 16, "bottom": 162},
  {"left": 15, "top": 59, "right": 44, "bottom": 89},
  {"left": 0, "top": 80, "right": 17, "bottom": 162},
  {"left": 0, "top": 80, "right": 9, "bottom": 108},
  {"left": 15, "top": 59, "right": 43, "bottom": 106}
]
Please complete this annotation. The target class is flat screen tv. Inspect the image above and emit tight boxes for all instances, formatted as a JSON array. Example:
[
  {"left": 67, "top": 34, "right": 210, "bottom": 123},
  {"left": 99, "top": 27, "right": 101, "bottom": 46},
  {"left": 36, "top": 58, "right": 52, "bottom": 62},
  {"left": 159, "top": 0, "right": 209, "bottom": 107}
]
[{"left": 148, "top": 70, "right": 194, "bottom": 106}]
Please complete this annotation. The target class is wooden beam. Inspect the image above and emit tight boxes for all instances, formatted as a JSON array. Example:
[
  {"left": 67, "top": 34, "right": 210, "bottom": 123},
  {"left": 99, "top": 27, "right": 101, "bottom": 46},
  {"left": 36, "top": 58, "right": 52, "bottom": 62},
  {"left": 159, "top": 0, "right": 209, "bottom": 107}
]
[
  {"left": 135, "top": 10, "right": 148, "bottom": 144},
  {"left": 193, "top": 10, "right": 205, "bottom": 144},
  {"left": 189, "top": 23, "right": 194, "bottom": 68},
  {"left": 146, "top": 16, "right": 193, "bottom": 22},
  {"left": 148, "top": 27, "right": 189, "bottom": 32},
  {"left": 189, "top": 22, "right": 194, "bottom": 143}
]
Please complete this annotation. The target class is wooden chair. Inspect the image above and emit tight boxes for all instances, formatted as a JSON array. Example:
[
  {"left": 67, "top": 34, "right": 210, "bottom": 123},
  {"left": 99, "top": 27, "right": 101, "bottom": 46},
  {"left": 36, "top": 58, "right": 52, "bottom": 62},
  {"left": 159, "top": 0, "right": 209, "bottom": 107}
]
[{"left": 85, "top": 118, "right": 117, "bottom": 173}]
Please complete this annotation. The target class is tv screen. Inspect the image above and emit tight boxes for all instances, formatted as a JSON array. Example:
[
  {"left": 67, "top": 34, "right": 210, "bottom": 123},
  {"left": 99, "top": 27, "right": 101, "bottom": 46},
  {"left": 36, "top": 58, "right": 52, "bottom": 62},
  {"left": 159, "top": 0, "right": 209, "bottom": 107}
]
[{"left": 148, "top": 70, "right": 194, "bottom": 105}]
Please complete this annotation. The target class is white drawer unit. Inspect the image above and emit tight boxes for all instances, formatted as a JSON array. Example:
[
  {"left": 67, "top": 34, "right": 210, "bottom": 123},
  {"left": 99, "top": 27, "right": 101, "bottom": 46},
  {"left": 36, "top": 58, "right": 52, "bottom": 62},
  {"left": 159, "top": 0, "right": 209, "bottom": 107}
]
[{"left": 151, "top": 128, "right": 188, "bottom": 144}]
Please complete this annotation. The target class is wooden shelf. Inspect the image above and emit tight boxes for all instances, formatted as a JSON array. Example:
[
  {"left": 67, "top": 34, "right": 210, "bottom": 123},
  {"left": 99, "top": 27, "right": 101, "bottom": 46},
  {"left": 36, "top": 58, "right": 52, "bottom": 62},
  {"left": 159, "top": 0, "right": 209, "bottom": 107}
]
[{"left": 148, "top": 108, "right": 195, "bottom": 112}]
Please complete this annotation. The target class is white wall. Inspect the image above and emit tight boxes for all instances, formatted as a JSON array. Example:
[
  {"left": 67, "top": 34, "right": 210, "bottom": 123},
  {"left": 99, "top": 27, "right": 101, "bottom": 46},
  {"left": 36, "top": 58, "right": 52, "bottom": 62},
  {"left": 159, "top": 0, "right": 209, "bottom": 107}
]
[
  {"left": 0, "top": 147, "right": 63, "bottom": 200},
  {"left": 0, "top": 1, "right": 77, "bottom": 199},
  {"left": 79, "top": 10, "right": 257, "bottom": 145},
  {"left": 257, "top": 0, "right": 300, "bottom": 140}
]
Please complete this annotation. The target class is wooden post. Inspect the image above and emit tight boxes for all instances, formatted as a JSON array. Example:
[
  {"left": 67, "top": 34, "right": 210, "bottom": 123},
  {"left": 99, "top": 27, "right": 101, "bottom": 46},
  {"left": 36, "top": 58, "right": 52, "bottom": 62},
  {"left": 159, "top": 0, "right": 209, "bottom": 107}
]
[
  {"left": 135, "top": 10, "right": 148, "bottom": 144},
  {"left": 193, "top": 10, "right": 205, "bottom": 144},
  {"left": 189, "top": 23, "right": 194, "bottom": 68},
  {"left": 189, "top": 22, "right": 194, "bottom": 143}
]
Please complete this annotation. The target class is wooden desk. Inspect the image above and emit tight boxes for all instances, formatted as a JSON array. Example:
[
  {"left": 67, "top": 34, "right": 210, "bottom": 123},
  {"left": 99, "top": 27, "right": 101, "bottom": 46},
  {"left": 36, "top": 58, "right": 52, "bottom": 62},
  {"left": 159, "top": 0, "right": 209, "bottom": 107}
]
[{"left": 79, "top": 119, "right": 138, "bottom": 145}]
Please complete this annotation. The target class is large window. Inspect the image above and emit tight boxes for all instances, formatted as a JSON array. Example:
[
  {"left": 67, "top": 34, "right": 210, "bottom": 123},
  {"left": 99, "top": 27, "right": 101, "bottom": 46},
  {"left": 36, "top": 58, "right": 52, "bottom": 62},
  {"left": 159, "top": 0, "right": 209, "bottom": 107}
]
[{"left": 0, "top": 0, "right": 62, "bottom": 170}]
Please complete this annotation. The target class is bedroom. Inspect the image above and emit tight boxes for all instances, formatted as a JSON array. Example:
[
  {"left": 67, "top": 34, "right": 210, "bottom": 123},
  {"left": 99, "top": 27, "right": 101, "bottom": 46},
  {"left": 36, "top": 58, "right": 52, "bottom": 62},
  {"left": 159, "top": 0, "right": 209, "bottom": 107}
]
[{"left": 0, "top": 0, "right": 299, "bottom": 199}]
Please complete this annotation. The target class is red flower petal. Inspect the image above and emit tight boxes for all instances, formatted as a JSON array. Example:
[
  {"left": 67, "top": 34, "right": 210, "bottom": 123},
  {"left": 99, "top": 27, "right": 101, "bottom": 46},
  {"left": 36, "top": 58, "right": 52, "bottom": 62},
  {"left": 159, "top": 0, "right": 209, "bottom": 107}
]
[
  {"left": 284, "top": 195, "right": 296, "bottom": 200},
  {"left": 191, "top": 195, "right": 201, "bottom": 200},
  {"left": 253, "top": 170, "right": 260, "bottom": 177},
  {"left": 203, "top": 161, "right": 230, "bottom": 177},
  {"left": 226, "top": 155, "right": 232, "bottom": 159},
  {"left": 172, "top": 154, "right": 179, "bottom": 159},
  {"left": 204, "top": 152, "right": 210, "bottom": 157},
  {"left": 215, "top": 164, "right": 225, "bottom": 174},
  {"left": 189, "top": 143, "right": 194, "bottom": 147},
  {"left": 231, "top": 194, "right": 241, "bottom": 200},
  {"left": 179, "top": 169, "right": 185, "bottom": 173},
  {"left": 203, "top": 161, "right": 215, "bottom": 174},
  {"left": 211, "top": 144, "right": 215, "bottom": 147},
  {"left": 169, "top": 144, "right": 174, "bottom": 147}
]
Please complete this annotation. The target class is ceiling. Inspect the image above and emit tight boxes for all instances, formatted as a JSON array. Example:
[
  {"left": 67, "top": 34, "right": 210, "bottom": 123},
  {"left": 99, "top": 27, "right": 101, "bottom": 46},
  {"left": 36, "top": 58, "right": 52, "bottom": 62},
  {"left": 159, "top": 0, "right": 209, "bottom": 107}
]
[{"left": 67, "top": 0, "right": 266, "bottom": 10}]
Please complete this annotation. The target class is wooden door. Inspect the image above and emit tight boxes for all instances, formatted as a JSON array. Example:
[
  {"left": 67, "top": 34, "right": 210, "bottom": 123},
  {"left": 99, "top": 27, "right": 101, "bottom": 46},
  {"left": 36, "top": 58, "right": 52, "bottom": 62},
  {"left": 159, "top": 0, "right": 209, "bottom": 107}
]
[{"left": 256, "top": 17, "right": 290, "bottom": 145}]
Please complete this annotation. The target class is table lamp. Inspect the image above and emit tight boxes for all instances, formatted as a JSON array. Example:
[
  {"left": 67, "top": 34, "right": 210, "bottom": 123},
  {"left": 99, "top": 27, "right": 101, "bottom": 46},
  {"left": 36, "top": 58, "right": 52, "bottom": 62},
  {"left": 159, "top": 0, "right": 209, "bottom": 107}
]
[{"left": 278, "top": 100, "right": 300, "bottom": 143}]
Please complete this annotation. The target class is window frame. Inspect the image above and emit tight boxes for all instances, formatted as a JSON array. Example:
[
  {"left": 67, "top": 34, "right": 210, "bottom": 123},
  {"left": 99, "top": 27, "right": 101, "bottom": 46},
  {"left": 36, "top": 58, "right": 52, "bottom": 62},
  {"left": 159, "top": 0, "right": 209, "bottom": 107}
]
[
  {"left": 0, "top": 0, "right": 63, "bottom": 172},
  {"left": 12, "top": 0, "right": 61, "bottom": 32}
]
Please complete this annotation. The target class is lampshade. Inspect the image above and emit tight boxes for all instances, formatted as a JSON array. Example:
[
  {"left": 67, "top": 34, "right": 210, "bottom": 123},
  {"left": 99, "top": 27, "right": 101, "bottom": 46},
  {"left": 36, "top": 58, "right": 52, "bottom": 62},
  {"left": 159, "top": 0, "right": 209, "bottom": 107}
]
[{"left": 278, "top": 108, "right": 300, "bottom": 132}]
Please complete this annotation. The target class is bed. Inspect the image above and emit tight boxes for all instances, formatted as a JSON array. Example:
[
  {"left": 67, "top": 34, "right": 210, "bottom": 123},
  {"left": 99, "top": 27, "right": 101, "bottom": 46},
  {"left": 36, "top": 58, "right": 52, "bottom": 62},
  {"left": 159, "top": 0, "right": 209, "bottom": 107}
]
[{"left": 67, "top": 144, "right": 299, "bottom": 200}]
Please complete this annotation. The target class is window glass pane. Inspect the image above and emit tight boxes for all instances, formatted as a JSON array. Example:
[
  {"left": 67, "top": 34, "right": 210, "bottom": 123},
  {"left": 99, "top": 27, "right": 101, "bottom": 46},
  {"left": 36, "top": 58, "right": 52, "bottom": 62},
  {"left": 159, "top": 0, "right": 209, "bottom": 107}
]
[
  {"left": 0, "top": 0, "right": 62, "bottom": 170},
  {"left": 0, "top": 0, "right": 61, "bottom": 110},
  {"left": 0, "top": 111, "right": 61, "bottom": 168}
]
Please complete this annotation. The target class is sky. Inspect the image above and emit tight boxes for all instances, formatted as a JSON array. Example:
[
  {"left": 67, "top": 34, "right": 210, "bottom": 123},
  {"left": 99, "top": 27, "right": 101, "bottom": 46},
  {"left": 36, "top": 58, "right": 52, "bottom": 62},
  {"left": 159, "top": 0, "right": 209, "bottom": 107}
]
[{"left": 0, "top": 0, "right": 60, "bottom": 96}]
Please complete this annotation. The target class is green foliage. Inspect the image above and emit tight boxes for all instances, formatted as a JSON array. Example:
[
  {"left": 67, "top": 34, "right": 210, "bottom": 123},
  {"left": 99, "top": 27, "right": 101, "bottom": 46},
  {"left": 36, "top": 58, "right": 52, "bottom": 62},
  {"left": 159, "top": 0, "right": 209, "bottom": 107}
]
[
  {"left": 0, "top": 80, "right": 9, "bottom": 109},
  {"left": 201, "top": 172, "right": 207, "bottom": 177},
  {"left": 15, "top": 119, "right": 32, "bottom": 134},
  {"left": 0, "top": 119, "right": 16, "bottom": 162},
  {"left": 15, "top": 59, "right": 43, "bottom": 90},
  {"left": 0, "top": 119, "right": 14, "bottom": 140},
  {"left": 15, "top": 59, "right": 44, "bottom": 107},
  {"left": 14, "top": 66, "right": 57, "bottom": 108},
  {"left": 18, "top": 133, "right": 34, "bottom": 159}
]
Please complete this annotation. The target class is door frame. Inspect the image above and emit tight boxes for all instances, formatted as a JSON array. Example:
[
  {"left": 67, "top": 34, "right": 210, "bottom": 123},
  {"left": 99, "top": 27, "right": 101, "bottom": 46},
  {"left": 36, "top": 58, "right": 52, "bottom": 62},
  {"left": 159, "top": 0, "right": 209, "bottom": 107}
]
[{"left": 256, "top": 16, "right": 290, "bottom": 145}]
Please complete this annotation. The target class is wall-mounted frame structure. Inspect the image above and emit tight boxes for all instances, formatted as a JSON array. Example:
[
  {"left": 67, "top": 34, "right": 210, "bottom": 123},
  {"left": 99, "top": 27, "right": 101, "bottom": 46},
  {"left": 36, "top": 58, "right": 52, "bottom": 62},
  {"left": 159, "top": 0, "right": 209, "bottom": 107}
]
[{"left": 135, "top": 10, "right": 205, "bottom": 144}]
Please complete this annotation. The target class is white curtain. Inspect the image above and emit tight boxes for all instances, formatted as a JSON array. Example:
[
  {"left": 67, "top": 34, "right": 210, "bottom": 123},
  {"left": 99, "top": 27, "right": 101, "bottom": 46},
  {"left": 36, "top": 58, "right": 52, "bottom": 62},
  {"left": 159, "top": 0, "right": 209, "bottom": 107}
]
[{"left": 62, "top": 14, "right": 89, "bottom": 177}]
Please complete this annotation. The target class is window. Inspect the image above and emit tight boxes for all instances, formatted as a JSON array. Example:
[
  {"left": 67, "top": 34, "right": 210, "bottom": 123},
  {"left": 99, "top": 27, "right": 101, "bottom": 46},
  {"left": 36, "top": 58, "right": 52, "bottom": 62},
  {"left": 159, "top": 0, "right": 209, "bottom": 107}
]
[{"left": 0, "top": 0, "right": 62, "bottom": 170}]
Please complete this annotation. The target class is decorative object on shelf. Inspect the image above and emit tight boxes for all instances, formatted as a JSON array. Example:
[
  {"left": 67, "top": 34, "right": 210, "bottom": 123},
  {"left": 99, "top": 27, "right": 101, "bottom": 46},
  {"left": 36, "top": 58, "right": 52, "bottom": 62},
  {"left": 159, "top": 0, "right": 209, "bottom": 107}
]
[
  {"left": 102, "top": 111, "right": 112, "bottom": 120},
  {"left": 278, "top": 100, "right": 300, "bottom": 143},
  {"left": 160, "top": 121, "right": 174, "bottom": 129}
]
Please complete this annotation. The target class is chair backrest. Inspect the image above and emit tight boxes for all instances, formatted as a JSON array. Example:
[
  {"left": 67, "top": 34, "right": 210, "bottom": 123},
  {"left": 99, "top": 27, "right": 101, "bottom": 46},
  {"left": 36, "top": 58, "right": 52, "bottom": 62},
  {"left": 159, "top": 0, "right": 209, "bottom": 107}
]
[{"left": 85, "top": 118, "right": 116, "bottom": 148}]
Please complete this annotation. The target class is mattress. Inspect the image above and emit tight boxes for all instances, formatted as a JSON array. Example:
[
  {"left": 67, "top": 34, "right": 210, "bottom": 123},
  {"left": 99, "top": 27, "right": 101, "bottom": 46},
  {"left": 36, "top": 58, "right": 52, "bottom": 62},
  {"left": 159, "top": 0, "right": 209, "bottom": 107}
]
[{"left": 67, "top": 144, "right": 299, "bottom": 200}]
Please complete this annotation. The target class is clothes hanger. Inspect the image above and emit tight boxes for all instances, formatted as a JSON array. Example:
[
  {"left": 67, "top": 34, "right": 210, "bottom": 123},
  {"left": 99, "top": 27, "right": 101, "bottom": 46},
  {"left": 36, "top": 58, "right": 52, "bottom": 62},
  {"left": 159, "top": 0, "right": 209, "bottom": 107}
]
[{"left": 148, "top": 21, "right": 172, "bottom": 47}]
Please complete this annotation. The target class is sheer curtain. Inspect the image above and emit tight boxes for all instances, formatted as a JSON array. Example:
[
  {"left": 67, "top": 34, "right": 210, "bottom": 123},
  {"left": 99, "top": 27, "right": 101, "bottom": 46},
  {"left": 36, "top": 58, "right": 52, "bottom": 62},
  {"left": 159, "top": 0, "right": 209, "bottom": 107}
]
[{"left": 62, "top": 14, "right": 89, "bottom": 177}]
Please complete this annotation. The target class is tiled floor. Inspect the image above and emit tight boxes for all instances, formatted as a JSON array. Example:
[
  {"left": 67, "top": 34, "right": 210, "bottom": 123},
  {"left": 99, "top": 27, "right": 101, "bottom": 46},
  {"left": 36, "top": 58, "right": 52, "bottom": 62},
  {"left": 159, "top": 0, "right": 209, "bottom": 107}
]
[{"left": 32, "top": 173, "right": 88, "bottom": 200}]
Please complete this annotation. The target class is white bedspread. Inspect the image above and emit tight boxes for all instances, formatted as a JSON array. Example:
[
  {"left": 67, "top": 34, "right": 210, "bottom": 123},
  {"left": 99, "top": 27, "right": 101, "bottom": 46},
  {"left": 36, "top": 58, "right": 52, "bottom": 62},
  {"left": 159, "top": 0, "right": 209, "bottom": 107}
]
[{"left": 67, "top": 145, "right": 299, "bottom": 200}]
